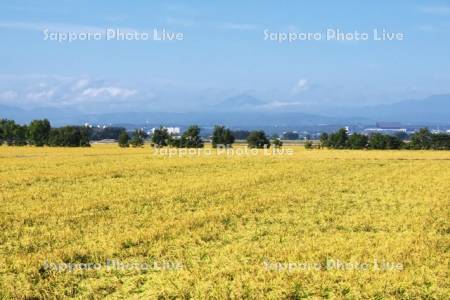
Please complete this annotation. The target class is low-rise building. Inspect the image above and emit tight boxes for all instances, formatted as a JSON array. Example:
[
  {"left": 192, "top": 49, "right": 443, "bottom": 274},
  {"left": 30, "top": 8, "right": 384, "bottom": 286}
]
[
  {"left": 364, "top": 122, "right": 407, "bottom": 135},
  {"left": 151, "top": 127, "right": 181, "bottom": 135}
]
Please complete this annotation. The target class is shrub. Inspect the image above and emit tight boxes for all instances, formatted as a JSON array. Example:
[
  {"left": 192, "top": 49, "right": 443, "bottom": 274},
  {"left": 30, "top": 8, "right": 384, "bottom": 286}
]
[
  {"left": 247, "top": 131, "right": 270, "bottom": 149},
  {"left": 304, "top": 141, "right": 313, "bottom": 149},
  {"left": 27, "top": 119, "right": 51, "bottom": 146},
  {"left": 347, "top": 133, "right": 368, "bottom": 149},
  {"left": 272, "top": 139, "right": 283, "bottom": 148},
  {"left": 151, "top": 127, "right": 169, "bottom": 148},
  {"left": 118, "top": 131, "right": 130, "bottom": 147},
  {"left": 212, "top": 126, "right": 235, "bottom": 148},
  {"left": 130, "top": 130, "right": 145, "bottom": 147}
]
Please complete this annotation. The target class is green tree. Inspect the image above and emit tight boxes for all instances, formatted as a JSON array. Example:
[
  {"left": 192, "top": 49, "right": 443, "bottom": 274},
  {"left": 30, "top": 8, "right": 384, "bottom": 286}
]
[
  {"left": 223, "top": 128, "right": 235, "bottom": 146},
  {"left": 79, "top": 127, "right": 91, "bottom": 147},
  {"left": 62, "top": 126, "right": 79, "bottom": 147},
  {"left": 180, "top": 125, "right": 204, "bottom": 148},
  {"left": 48, "top": 126, "right": 91, "bottom": 147},
  {"left": 304, "top": 140, "right": 313, "bottom": 149},
  {"left": 231, "top": 130, "right": 250, "bottom": 140},
  {"left": 151, "top": 127, "right": 170, "bottom": 147},
  {"left": 384, "top": 135, "right": 403, "bottom": 149},
  {"left": 431, "top": 133, "right": 450, "bottom": 150},
  {"left": 410, "top": 128, "right": 433, "bottom": 150},
  {"left": 0, "top": 120, "right": 5, "bottom": 145},
  {"left": 247, "top": 131, "right": 270, "bottom": 149},
  {"left": 347, "top": 133, "right": 368, "bottom": 149},
  {"left": 12, "top": 124, "right": 28, "bottom": 146},
  {"left": 212, "top": 125, "right": 235, "bottom": 148},
  {"left": 118, "top": 131, "right": 129, "bottom": 147},
  {"left": 90, "top": 127, "right": 126, "bottom": 140},
  {"left": 48, "top": 128, "right": 62, "bottom": 146},
  {"left": 0, "top": 119, "right": 28, "bottom": 146},
  {"left": 130, "top": 129, "right": 145, "bottom": 147},
  {"left": 272, "top": 138, "right": 283, "bottom": 148},
  {"left": 368, "top": 133, "right": 402, "bottom": 150},
  {"left": 27, "top": 119, "right": 51, "bottom": 146},
  {"left": 319, "top": 133, "right": 329, "bottom": 148},
  {"left": 0, "top": 119, "right": 17, "bottom": 145},
  {"left": 283, "top": 131, "right": 299, "bottom": 140},
  {"left": 328, "top": 128, "right": 348, "bottom": 149},
  {"left": 168, "top": 135, "right": 182, "bottom": 147},
  {"left": 368, "top": 133, "right": 387, "bottom": 149},
  {"left": 395, "top": 131, "right": 408, "bottom": 141}
]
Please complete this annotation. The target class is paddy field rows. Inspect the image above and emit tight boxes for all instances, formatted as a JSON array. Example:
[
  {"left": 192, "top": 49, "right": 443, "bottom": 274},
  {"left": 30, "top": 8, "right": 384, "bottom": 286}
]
[{"left": 0, "top": 145, "right": 449, "bottom": 298}]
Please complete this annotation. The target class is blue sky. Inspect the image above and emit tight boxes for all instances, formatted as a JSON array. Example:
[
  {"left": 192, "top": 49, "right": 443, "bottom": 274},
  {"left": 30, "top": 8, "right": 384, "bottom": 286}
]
[{"left": 0, "top": 0, "right": 450, "bottom": 113}]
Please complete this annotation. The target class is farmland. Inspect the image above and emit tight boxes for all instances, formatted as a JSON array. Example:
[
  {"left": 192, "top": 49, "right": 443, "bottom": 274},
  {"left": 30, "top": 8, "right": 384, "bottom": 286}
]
[{"left": 0, "top": 145, "right": 449, "bottom": 299}]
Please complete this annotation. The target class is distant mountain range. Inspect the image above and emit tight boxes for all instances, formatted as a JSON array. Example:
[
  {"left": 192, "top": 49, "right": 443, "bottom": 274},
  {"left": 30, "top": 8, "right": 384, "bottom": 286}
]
[
  {"left": 1, "top": 94, "right": 449, "bottom": 126},
  {"left": 212, "top": 94, "right": 269, "bottom": 111},
  {"left": 303, "top": 94, "right": 450, "bottom": 123}
]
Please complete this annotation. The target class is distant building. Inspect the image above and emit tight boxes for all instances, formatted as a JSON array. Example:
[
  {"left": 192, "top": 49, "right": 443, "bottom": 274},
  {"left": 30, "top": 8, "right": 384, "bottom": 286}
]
[
  {"left": 364, "top": 122, "right": 407, "bottom": 135},
  {"left": 151, "top": 127, "right": 181, "bottom": 135},
  {"left": 376, "top": 122, "right": 402, "bottom": 129}
]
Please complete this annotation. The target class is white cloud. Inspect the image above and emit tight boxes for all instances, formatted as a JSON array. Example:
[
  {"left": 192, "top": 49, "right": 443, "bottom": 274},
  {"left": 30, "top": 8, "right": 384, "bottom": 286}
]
[
  {"left": 419, "top": 5, "right": 450, "bottom": 15},
  {"left": 0, "top": 75, "right": 140, "bottom": 109},
  {"left": 291, "top": 79, "right": 310, "bottom": 95},
  {"left": 26, "top": 89, "right": 55, "bottom": 101},
  {"left": 0, "top": 90, "right": 18, "bottom": 101},
  {"left": 81, "top": 87, "right": 137, "bottom": 98},
  {"left": 264, "top": 100, "right": 304, "bottom": 108},
  {"left": 72, "top": 78, "right": 91, "bottom": 91}
]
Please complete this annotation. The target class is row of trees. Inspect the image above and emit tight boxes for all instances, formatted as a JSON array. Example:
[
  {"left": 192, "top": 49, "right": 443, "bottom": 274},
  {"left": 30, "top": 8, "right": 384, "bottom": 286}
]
[
  {"left": 1, "top": 119, "right": 272, "bottom": 149},
  {"left": 319, "top": 128, "right": 450, "bottom": 150},
  {"left": 0, "top": 119, "right": 90, "bottom": 147},
  {"left": 90, "top": 127, "right": 127, "bottom": 140},
  {"left": 119, "top": 125, "right": 278, "bottom": 149},
  {"left": 119, "top": 125, "right": 206, "bottom": 148},
  {"left": 47, "top": 126, "right": 90, "bottom": 147},
  {"left": 0, "top": 119, "right": 28, "bottom": 146},
  {"left": 2, "top": 118, "right": 448, "bottom": 150},
  {"left": 118, "top": 129, "right": 148, "bottom": 148}
]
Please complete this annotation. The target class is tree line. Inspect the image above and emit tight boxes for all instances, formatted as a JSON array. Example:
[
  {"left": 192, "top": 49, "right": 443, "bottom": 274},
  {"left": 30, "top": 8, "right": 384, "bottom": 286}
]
[
  {"left": 0, "top": 119, "right": 90, "bottom": 147},
  {"left": 1, "top": 118, "right": 449, "bottom": 150},
  {"left": 319, "top": 128, "right": 450, "bottom": 150},
  {"left": 119, "top": 125, "right": 276, "bottom": 149},
  {"left": 0, "top": 119, "right": 276, "bottom": 149}
]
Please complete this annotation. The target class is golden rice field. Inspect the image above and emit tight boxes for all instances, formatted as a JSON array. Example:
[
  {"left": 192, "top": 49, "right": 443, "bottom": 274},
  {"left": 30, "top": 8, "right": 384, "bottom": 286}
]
[{"left": 0, "top": 145, "right": 449, "bottom": 299}]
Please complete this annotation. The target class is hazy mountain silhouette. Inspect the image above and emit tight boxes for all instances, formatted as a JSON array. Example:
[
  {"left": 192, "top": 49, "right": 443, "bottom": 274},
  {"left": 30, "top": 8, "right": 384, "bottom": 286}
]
[
  {"left": 213, "top": 94, "right": 269, "bottom": 111},
  {"left": 1, "top": 94, "right": 449, "bottom": 126}
]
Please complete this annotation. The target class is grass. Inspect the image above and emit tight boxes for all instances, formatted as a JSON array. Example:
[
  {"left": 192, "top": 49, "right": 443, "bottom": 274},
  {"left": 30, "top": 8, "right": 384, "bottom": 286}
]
[{"left": 0, "top": 145, "right": 449, "bottom": 299}]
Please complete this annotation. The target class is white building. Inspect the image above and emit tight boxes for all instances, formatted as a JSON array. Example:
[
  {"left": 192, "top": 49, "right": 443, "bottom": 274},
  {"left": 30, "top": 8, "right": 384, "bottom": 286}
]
[
  {"left": 151, "top": 127, "right": 181, "bottom": 135},
  {"left": 364, "top": 122, "right": 407, "bottom": 134}
]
